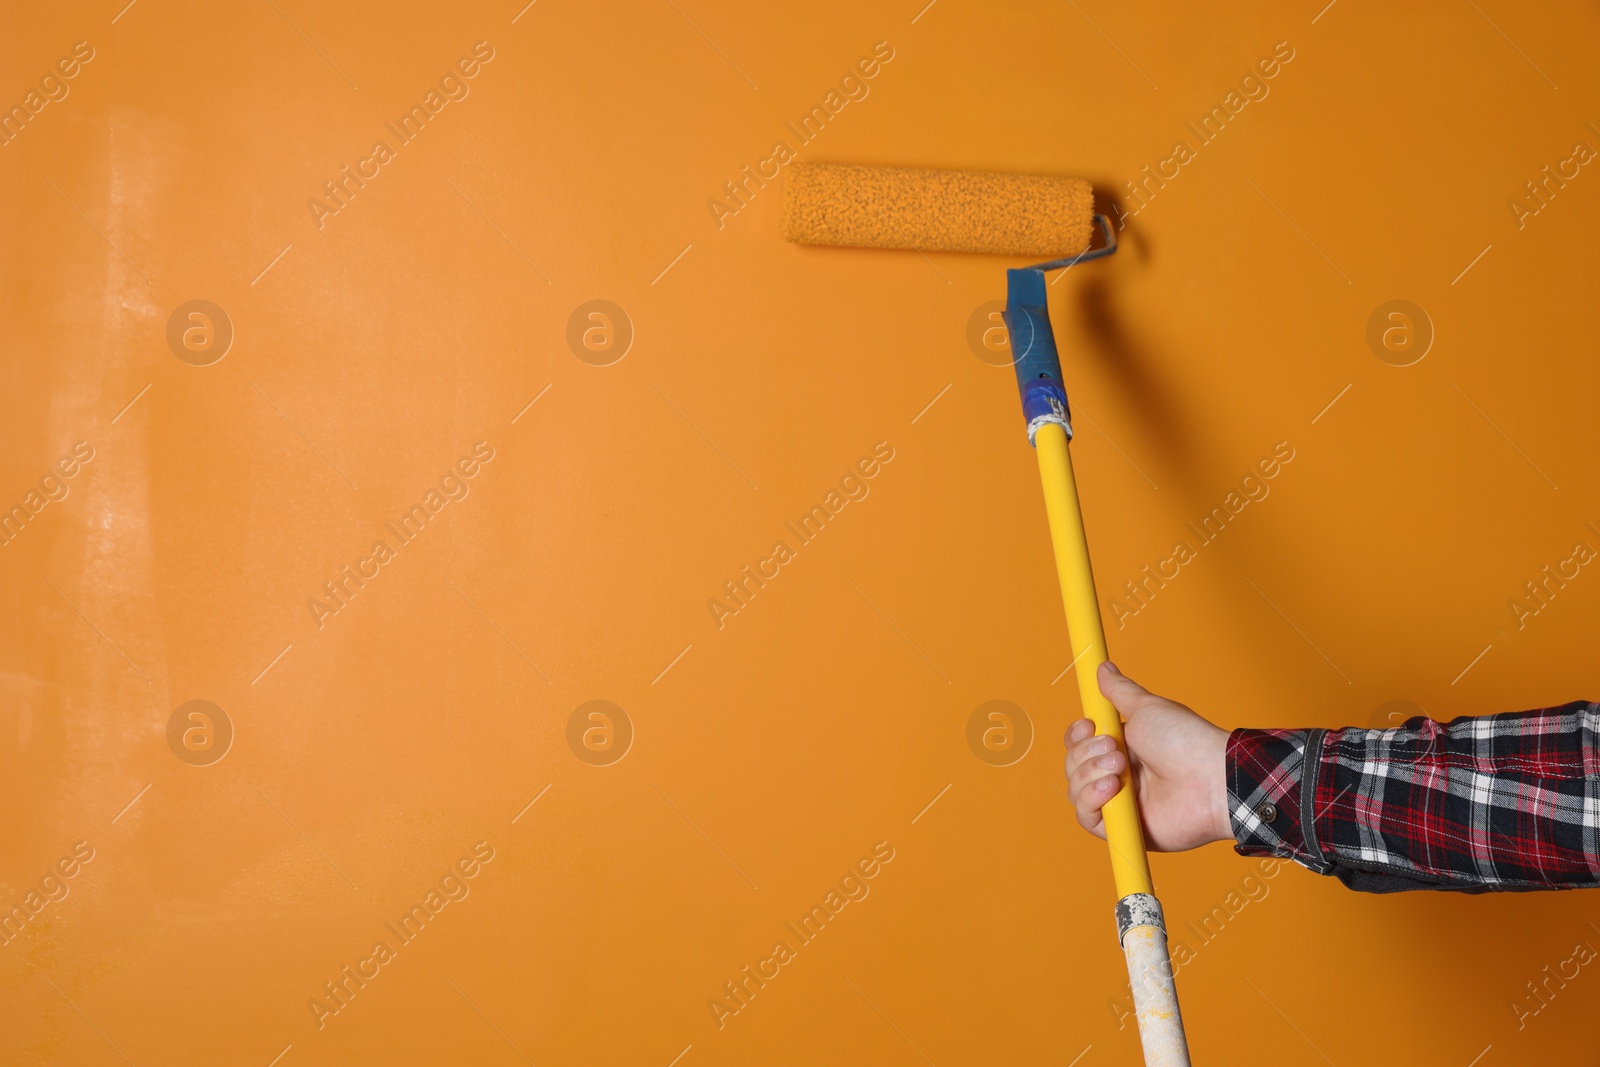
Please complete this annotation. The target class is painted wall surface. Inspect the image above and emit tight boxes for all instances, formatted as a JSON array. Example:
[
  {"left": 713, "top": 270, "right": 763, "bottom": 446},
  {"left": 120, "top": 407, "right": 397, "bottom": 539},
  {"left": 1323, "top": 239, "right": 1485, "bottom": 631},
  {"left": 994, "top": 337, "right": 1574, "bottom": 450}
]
[{"left": 2, "top": 2, "right": 1598, "bottom": 1064}]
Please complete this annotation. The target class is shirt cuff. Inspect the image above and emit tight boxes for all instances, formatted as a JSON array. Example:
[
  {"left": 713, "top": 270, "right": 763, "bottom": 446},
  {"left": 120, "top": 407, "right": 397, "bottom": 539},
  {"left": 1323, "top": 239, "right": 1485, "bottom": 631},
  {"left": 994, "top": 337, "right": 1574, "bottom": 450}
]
[{"left": 1225, "top": 726, "right": 1331, "bottom": 873}]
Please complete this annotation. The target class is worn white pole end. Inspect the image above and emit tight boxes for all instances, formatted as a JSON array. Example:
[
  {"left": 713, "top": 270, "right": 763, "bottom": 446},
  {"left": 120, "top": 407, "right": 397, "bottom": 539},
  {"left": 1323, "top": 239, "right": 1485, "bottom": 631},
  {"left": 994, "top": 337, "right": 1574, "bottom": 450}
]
[{"left": 1116, "top": 892, "right": 1191, "bottom": 1067}]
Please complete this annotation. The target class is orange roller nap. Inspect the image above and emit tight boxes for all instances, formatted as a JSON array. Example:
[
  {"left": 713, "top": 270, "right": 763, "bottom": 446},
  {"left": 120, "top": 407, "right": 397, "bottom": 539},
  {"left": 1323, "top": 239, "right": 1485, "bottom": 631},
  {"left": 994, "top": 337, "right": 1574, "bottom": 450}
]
[{"left": 780, "top": 162, "right": 1095, "bottom": 256}]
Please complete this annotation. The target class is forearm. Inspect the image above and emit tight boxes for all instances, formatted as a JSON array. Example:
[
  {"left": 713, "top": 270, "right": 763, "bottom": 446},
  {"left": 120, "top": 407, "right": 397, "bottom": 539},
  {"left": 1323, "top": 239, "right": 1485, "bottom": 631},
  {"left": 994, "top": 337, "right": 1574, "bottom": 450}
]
[{"left": 1226, "top": 701, "right": 1600, "bottom": 892}]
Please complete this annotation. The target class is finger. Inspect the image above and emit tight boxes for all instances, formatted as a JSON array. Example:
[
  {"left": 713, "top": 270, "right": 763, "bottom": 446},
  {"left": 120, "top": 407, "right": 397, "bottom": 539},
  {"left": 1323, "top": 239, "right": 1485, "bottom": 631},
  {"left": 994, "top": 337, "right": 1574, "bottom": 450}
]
[
  {"left": 1076, "top": 803, "right": 1106, "bottom": 837},
  {"left": 1072, "top": 758, "right": 1126, "bottom": 834},
  {"left": 1065, "top": 731, "right": 1117, "bottom": 780},
  {"left": 1097, "top": 660, "right": 1153, "bottom": 716},
  {"left": 1066, "top": 718, "right": 1094, "bottom": 746},
  {"left": 1066, "top": 745, "right": 1126, "bottom": 806}
]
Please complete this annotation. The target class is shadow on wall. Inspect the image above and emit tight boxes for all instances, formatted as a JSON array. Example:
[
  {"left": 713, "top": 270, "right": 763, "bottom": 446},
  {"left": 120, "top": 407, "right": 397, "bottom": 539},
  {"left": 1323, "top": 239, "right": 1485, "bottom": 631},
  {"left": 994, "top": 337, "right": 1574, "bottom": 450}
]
[
  {"left": 1070, "top": 185, "right": 1215, "bottom": 492},
  {"left": 1071, "top": 186, "right": 1307, "bottom": 659}
]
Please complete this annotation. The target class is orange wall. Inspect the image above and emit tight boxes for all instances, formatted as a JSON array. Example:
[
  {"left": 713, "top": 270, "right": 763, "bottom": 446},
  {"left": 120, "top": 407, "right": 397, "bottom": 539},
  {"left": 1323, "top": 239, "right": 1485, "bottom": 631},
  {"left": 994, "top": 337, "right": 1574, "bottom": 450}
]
[{"left": 3, "top": 2, "right": 1599, "bottom": 1064}]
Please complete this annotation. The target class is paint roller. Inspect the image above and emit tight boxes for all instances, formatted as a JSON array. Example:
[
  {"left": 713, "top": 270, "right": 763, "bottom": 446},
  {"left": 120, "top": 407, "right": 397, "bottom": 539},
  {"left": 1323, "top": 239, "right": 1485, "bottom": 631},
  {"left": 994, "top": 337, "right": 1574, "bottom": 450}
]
[{"left": 782, "top": 162, "right": 1190, "bottom": 1067}]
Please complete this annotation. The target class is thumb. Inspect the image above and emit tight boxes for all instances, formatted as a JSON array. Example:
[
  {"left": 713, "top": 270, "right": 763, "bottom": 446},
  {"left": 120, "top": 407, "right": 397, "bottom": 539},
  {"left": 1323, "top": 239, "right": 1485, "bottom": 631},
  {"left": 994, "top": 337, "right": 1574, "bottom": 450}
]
[{"left": 1097, "top": 661, "right": 1151, "bottom": 715}]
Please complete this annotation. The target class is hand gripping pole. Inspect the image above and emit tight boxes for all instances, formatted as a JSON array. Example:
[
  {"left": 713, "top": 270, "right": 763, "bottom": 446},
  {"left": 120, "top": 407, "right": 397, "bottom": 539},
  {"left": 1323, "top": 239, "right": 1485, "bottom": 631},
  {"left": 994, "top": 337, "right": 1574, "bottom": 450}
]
[{"left": 1003, "top": 223, "right": 1191, "bottom": 1066}]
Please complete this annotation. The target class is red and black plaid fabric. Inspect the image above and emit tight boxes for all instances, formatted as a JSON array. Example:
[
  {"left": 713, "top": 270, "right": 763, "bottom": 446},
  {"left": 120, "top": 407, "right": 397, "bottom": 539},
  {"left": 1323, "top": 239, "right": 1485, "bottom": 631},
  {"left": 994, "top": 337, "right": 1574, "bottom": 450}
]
[{"left": 1226, "top": 701, "right": 1600, "bottom": 893}]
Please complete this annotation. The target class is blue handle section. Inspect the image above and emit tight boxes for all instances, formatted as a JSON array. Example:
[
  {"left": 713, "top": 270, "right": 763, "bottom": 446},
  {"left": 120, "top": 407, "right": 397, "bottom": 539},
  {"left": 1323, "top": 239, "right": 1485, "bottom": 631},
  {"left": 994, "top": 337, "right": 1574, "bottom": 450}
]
[{"left": 1004, "top": 267, "right": 1070, "bottom": 445}]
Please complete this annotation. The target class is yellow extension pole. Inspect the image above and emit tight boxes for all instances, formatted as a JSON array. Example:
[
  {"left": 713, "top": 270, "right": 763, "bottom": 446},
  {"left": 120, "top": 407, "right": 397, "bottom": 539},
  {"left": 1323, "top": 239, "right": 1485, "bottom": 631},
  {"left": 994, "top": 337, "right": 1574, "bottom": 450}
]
[
  {"left": 1034, "top": 421, "right": 1190, "bottom": 1067},
  {"left": 1033, "top": 422, "right": 1152, "bottom": 898}
]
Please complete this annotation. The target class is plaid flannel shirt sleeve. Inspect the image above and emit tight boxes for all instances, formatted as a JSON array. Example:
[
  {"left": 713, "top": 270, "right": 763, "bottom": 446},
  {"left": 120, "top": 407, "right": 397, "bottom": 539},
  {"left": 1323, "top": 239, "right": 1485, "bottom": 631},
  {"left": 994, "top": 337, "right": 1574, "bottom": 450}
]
[{"left": 1225, "top": 701, "right": 1600, "bottom": 893}]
